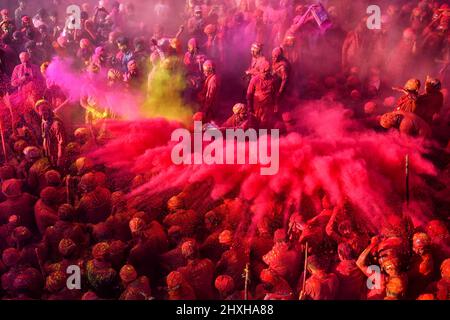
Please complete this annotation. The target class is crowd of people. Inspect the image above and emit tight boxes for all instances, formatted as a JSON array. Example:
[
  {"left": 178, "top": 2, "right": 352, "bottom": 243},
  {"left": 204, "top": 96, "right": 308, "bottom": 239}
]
[{"left": 0, "top": 0, "right": 448, "bottom": 300}]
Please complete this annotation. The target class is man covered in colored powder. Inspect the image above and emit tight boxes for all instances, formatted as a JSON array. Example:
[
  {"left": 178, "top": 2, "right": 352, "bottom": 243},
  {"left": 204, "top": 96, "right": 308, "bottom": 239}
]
[{"left": 247, "top": 60, "right": 278, "bottom": 128}]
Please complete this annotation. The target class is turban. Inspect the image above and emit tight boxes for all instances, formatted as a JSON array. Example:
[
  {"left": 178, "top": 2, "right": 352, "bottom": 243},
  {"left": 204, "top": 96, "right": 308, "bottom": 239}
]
[
  {"left": 59, "top": 238, "right": 77, "bottom": 257},
  {"left": 120, "top": 264, "right": 137, "bottom": 283},
  {"left": 215, "top": 275, "right": 234, "bottom": 293},
  {"left": 2, "top": 179, "right": 22, "bottom": 197},
  {"left": 92, "top": 242, "right": 110, "bottom": 260}
]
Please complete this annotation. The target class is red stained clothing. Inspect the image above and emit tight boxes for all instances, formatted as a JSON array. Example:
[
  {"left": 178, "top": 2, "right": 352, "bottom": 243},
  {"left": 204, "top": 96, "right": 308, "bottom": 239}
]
[
  {"left": 77, "top": 187, "right": 112, "bottom": 224},
  {"left": 42, "top": 117, "right": 66, "bottom": 168},
  {"left": 11, "top": 62, "right": 44, "bottom": 91},
  {"left": 303, "top": 272, "right": 340, "bottom": 300},
  {"left": 0, "top": 193, "right": 37, "bottom": 229},
  {"left": 34, "top": 199, "right": 58, "bottom": 234},
  {"left": 178, "top": 258, "right": 215, "bottom": 300},
  {"left": 247, "top": 74, "right": 277, "bottom": 127},
  {"left": 198, "top": 73, "right": 219, "bottom": 119},
  {"left": 333, "top": 260, "right": 366, "bottom": 300}
]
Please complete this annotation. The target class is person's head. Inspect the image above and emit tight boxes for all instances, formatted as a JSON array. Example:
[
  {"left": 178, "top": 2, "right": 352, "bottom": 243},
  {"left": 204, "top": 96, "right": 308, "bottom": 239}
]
[
  {"left": 79, "top": 38, "right": 91, "bottom": 49},
  {"left": 364, "top": 101, "right": 378, "bottom": 115},
  {"left": 283, "top": 34, "right": 295, "bottom": 47},
  {"left": 0, "top": 20, "right": 11, "bottom": 33},
  {"left": 24, "top": 40, "right": 36, "bottom": 53},
  {"left": 1, "top": 9, "right": 9, "bottom": 19},
  {"left": 426, "top": 219, "right": 448, "bottom": 242},
  {"left": 116, "top": 36, "right": 129, "bottom": 52},
  {"left": 94, "top": 46, "right": 106, "bottom": 58},
  {"left": 75, "top": 157, "right": 94, "bottom": 175},
  {"left": 92, "top": 242, "right": 110, "bottom": 261},
  {"left": 441, "top": 258, "right": 450, "bottom": 280},
  {"left": 232, "top": 103, "right": 247, "bottom": 120},
  {"left": 203, "top": 60, "right": 214, "bottom": 76},
  {"left": 107, "top": 68, "right": 122, "bottom": 83},
  {"left": 127, "top": 59, "right": 137, "bottom": 73},
  {"left": 404, "top": 78, "right": 420, "bottom": 94},
  {"left": 18, "top": 0, "right": 26, "bottom": 10},
  {"left": 218, "top": 230, "right": 233, "bottom": 247},
  {"left": 108, "top": 31, "right": 120, "bottom": 44},
  {"left": 181, "top": 239, "right": 197, "bottom": 260},
  {"left": 425, "top": 76, "right": 441, "bottom": 93},
  {"left": 412, "top": 232, "right": 430, "bottom": 255},
  {"left": 120, "top": 264, "right": 137, "bottom": 285},
  {"left": 129, "top": 217, "right": 146, "bottom": 236},
  {"left": 187, "top": 38, "right": 198, "bottom": 54},
  {"left": 45, "top": 170, "right": 61, "bottom": 187},
  {"left": 167, "top": 194, "right": 184, "bottom": 211},
  {"left": 23, "top": 146, "right": 41, "bottom": 162},
  {"left": 45, "top": 271, "right": 66, "bottom": 293},
  {"left": 21, "top": 15, "right": 31, "bottom": 27},
  {"left": 337, "top": 219, "right": 353, "bottom": 237},
  {"left": 153, "top": 24, "right": 164, "bottom": 38},
  {"left": 337, "top": 243, "right": 354, "bottom": 261},
  {"left": 307, "top": 255, "right": 327, "bottom": 274},
  {"left": 204, "top": 210, "right": 220, "bottom": 230},
  {"left": 385, "top": 276, "right": 405, "bottom": 299},
  {"left": 58, "top": 204, "right": 76, "bottom": 221},
  {"left": 2, "top": 247, "right": 20, "bottom": 267},
  {"left": 166, "top": 271, "right": 184, "bottom": 293},
  {"left": 2, "top": 179, "right": 22, "bottom": 198},
  {"left": 254, "top": 8, "right": 264, "bottom": 22},
  {"left": 204, "top": 24, "right": 216, "bottom": 36},
  {"left": 12, "top": 226, "right": 32, "bottom": 246},
  {"left": 258, "top": 60, "right": 271, "bottom": 77},
  {"left": 57, "top": 35, "right": 67, "bottom": 48},
  {"left": 402, "top": 27, "right": 416, "bottom": 46},
  {"left": 274, "top": 228, "right": 286, "bottom": 243},
  {"left": 74, "top": 127, "right": 90, "bottom": 144},
  {"left": 40, "top": 187, "right": 59, "bottom": 206},
  {"left": 59, "top": 238, "right": 77, "bottom": 258},
  {"left": 215, "top": 275, "right": 234, "bottom": 296},
  {"left": 260, "top": 268, "right": 277, "bottom": 285},
  {"left": 379, "top": 251, "right": 402, "bottom": 276},
  {"left": 38, "top": 23, "right": 48, "bottom": 35},
  {"left": 380, "top": 112, "right": 398, "bottom": 129},
  {"left": 0, "top": 165, "right": 15, "bottom": 182},
  {"left": 19, "top": 51, "right": 30, "bottom": 64},
  {"left": 79, "top": 172, "right": 97, "bottom": 193},
  {"left": 271, "top": 46, "right": 283, "bottom": 63},
  {"left": 36, "top": 100, "right": 53, "bottom": 121},
  {"left": 194, "top": 6, "right": 202, "bottom": 18},
  {"left": 251, "top": 42, "right": 262, "bottom": 58}
]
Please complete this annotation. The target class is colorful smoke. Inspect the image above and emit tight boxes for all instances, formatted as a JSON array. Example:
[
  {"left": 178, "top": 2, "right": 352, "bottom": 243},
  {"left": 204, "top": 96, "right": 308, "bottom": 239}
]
[{"left": 90, "top": 100, "right": 442, "bottom": 239}]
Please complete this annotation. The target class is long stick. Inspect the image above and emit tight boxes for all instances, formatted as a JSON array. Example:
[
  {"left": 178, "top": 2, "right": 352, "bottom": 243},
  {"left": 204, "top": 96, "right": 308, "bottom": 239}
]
[
  {"left": 66, "top": 174, "right": 71, "bottom": 205},
  {"left": 4, "top": 94, "right": 15, "bottom": 133},
  {"left": 35, "top": 248, "right": 46, "bottom": 279},
  {"left": 0, "top": 121, "right": 7, "bottom": 164},
  {"left": 302, "top": 242, "right": 308, "bottom": 290},
  {"left": 405, "top": 155, "right": 409, "bottom": 205},
  {"left": 299, "top": 241, "right": 308, "bottom": 299},
  {"left": 244, "top": 263, "right": 250, "bottom": 300}
]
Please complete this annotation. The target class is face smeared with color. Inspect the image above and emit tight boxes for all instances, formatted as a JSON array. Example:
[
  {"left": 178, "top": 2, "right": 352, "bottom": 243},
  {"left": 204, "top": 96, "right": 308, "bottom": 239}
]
[
  {"left": 251, "top": 45, "right": 261, "bottom": 58},
  {"left": 39, "top": 104, "right": 53, "bottom": 121},
  {"left": 19, "top": 52, "right": 30, "bottom": 64},
  {"left": 379, "top": 250, "right": 401, "bottom": 276},
  {"left": 127, "top": 60, "right": 137, "bottom": 73}
]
